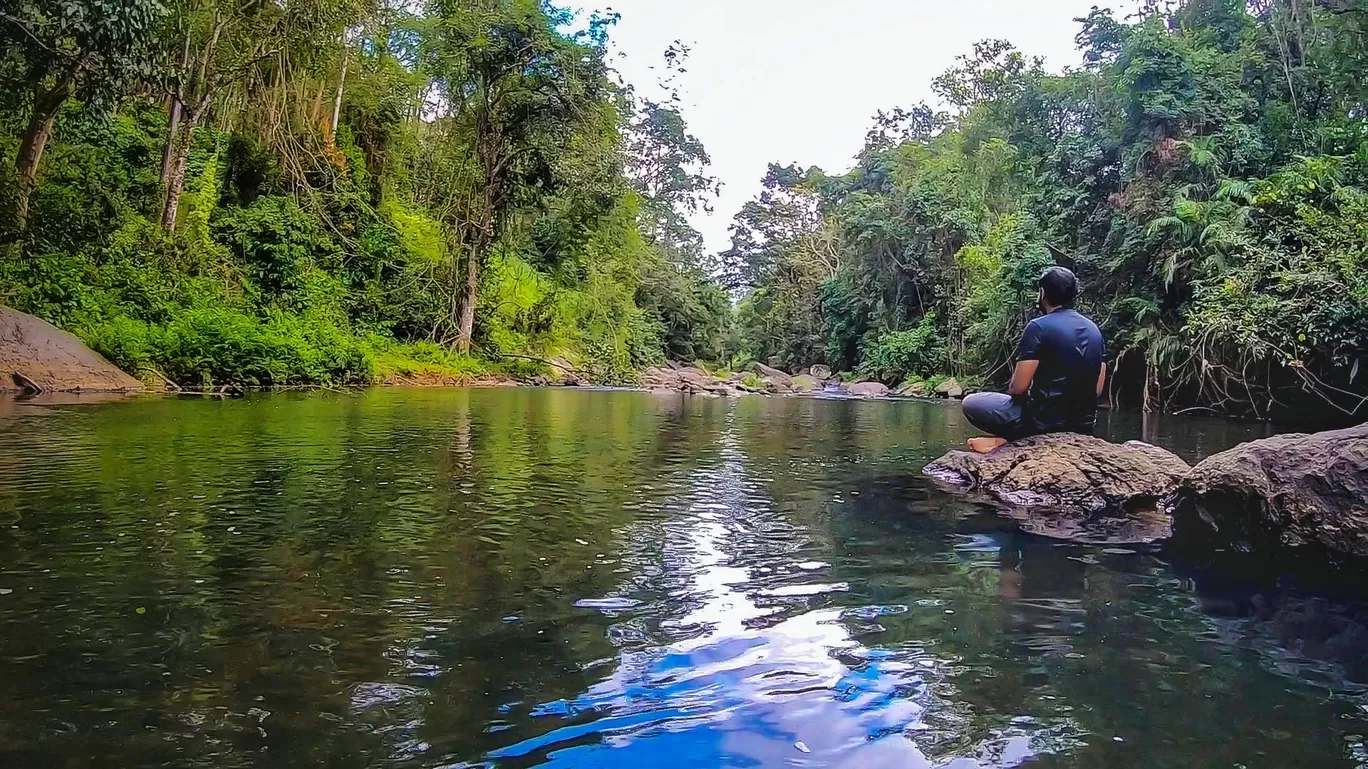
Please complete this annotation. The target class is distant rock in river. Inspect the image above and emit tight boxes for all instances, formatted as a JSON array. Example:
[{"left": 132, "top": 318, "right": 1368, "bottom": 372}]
[{"left": 847, "top": 381, "right": 890, "bottom": 398}]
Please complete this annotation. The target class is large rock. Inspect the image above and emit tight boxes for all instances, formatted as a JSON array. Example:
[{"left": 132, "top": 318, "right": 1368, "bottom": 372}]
[
  {"left": 749, "top": 361, "right": 792, "bottom": 385},
  {"left": 925, "top": 433, "right": 1191, "bottom": 515},
  {"left": 935, "top": 377, "right": 965, "bottom": 399},
  {"left": 643, "top": 365, "right": 753, "bottom": 398},
  {"left": 847, "top": 381, "right": 889, "bottom": 398},
  {"left": 0, "top": 306, "right": 141, "bottom": 393},
  {"left": 791, "top": 374, "right": 820, "bottom": 392},
  {"left": 677, "top": 366, "right": 714, "bottom": 385},
  {"left": 1167, "top": 424, "right": 1368, "bottom": 558},
  {"left": 895, "top": 380, "right": 929, "bottom": 397},
  {"left": 809, "top": 364, "right": 832, "bottom": 380}
]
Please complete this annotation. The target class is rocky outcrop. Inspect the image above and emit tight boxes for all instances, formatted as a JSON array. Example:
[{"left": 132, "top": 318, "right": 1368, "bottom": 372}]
[
  {"left": 641, "top": 363, "right": 896, "bottom": 400},
  {"left": 746, "top": 362, "right": 793, "bottom": 393},
  {"left": 935, "top": 377, "right": 965, "bottom": 399},
  {"left": 750, "top": 361, "right": 791, "bottom": 384},
  {"left": 643, "top": 365, "right": 729, "bottom": 396},
  {"left": 926, "top": 433, "right": 1191, "bottom": 515},
  {"left": 0, "top": 306, "right": 141, "bottom": 393},
  {"left": 642, "top": 364, "right": 791, "bottom": 397},
  {"left": 894, "top": 380, "right": 929, "bottom": 397},
  {"left": 847, "top": 381, "right": 890, "bottom": 398},
  {"left": 1167, "top": 424, "right": 1368, "bottom": 558}
]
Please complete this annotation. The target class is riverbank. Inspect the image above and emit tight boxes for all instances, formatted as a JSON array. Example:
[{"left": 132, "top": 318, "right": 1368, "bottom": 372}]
[{"left": 1, "top": 304, "right": 964, "bottom": 400}]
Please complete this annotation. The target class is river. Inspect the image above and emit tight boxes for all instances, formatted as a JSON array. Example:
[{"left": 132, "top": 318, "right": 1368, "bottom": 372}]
[{"left": 0, "top": 388, "right": 1365, "bottom": 768}]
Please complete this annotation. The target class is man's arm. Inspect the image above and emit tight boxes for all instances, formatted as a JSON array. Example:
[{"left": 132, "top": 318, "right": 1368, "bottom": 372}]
[
  {"left": 1096, "top": 363, "right": 1107, "bottom": 398},
  {"left": 1009, "top": 320, "right": 1043, "bottom": 397},
  {"left": 1007, "top": 360, "right": 1038, "bottom": 397}
]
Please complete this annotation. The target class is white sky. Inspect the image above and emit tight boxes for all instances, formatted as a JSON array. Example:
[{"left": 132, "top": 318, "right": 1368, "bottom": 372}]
[{"left": 600, "top": 0, "right": 1114, "bottom": 255}]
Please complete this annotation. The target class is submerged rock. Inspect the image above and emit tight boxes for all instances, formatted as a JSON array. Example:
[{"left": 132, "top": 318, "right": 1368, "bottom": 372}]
[
  {"left": 1168, "top": 424, "right": 1368, "bottom": 558},
  {"left": 847, "top": 381, "right": 890, "bottom": 398},
  {"left": 0, "top": 306, "right": 141, "bottom": 393},
  {"left": 925, "top": 433, "right": 1191, "bottom": 517}
]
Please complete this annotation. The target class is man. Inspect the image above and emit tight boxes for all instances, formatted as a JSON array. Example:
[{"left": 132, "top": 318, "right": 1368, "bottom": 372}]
[{"left": 961, "top": 266, "right": 1105, "bottom": 453}]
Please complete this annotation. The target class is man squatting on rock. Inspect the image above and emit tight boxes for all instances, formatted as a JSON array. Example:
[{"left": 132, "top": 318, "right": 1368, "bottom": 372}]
[{"left": 961, "top": 267, "right": 1106, "bottom": 454}]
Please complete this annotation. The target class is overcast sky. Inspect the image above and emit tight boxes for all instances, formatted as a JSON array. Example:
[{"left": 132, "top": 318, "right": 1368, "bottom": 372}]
[{"left": 600, "top": 0, "right": 1116, "bottom": 255}]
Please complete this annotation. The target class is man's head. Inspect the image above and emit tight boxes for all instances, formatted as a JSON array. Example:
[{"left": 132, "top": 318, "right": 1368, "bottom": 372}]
[{"left": 1037, "top": 266, "right": 1079, "bottom": 312}]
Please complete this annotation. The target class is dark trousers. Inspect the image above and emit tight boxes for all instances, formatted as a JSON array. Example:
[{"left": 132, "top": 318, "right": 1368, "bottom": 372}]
[{"left": 962, "top": 392, "right": 1036, "bottom": 441}]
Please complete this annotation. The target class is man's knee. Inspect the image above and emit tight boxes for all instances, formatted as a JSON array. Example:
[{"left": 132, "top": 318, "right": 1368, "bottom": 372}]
[
  {"left": 962, "top": 392, "right": 1003, "bottom": 422},
  {"left": 961, "top": 392, "right": 1020, "bottom": 438}
]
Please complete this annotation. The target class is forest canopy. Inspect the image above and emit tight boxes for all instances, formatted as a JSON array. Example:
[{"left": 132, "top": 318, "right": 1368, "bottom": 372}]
[
  {"left": 0, "top": 0, "right": 729, "bottom": 386},
  {"left": 723, "top": 0, "right": 1368, "bottom": 423}
]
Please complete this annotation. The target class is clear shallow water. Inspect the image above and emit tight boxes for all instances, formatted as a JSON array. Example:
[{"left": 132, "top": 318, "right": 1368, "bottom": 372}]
[{"left": 0, "top": 389, "right": 1364, "bottom": 768}]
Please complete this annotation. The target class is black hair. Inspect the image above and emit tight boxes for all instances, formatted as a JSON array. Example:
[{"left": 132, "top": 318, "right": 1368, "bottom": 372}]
[{"left": 1038, "top": 266, "right": 1079, "bottom": 308}]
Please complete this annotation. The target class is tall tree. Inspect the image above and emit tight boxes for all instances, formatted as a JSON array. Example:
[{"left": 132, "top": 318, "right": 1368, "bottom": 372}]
[{"left": 420, "top": 0, "right": 611, "bottom": 353}]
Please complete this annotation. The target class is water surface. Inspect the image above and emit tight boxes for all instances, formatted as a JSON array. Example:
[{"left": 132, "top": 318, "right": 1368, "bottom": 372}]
[{"left": 0, "top": 389, "right": 1364, "bottom": 768}]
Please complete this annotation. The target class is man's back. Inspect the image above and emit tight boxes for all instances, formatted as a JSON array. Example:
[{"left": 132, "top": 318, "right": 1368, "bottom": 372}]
[{"left": 1016, "top": 308, "right": 1104, "bottom": 434}]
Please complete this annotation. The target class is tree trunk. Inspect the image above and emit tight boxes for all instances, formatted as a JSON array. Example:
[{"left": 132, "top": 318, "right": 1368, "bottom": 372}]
[
  {"left": 159, "top": 98, "right": 183, "bottom": 195},
  {"left": 327, "top": 44, "right": 349, "bottom": 146},
  {"left": 456, "top": 239, "right": 481, "bottom": 354},
  {"left": 160, "top": 110, "right": 201, "bottom": 231},
  {"left": 161, "top": 31, "right": 192, "bottom": 193},
  {"left": 12, "top": 80, "right": 74, "bottom": 231}
]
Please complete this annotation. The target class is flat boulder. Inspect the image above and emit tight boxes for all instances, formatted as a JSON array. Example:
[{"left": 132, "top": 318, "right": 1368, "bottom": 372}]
[
  {"left": 1167, "top": 424, "right": 1368, "bottom": 558},
  {"left": 847, "top": 381, "right": 889, "bottom": 398},
  {"left": 791, "top": 374, "right": 820, "bottom": 392},
  {"left": 925, "top": 433, "right": 1191, "bottom": 516},
  {"left": 0, "top": 306, "right": 141, "bottom": 393}
]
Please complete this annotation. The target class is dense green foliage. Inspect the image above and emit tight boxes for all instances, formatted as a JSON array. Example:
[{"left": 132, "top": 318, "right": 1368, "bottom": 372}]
[
  {"left": 0, "top": 0, "right": 730, "bottom": 387},
  {"left": 725, "top": 1, "right": 1368, "bottom": 422}
]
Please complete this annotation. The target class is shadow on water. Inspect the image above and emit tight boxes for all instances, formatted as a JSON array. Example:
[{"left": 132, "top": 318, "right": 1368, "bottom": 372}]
[{"left": 0, "top": 389, "right": 1364, "bottom": 768}]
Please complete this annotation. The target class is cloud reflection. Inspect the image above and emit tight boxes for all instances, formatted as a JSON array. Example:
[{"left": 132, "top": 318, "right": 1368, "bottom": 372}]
[{"left": 487, "top": 418, "right": 1079, "bottom": 767}]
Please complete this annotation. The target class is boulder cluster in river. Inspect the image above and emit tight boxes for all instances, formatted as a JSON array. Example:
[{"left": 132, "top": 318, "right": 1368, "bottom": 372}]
[
  {"left": 926, "top": 425, "right": 1368, "bottom": 560},
  {"left": 641, "top": 361, "right": 962, "bottom": 400}
]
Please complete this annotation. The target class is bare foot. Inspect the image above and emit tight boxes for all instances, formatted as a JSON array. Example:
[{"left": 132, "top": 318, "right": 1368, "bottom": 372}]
[{"left": 968, "top": 437, "right": 1008, "bottom": 454}]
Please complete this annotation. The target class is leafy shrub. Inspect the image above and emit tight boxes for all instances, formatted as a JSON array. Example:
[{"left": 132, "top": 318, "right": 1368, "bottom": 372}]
[
  {"left": 82, "top": 315, "right": 154, "bottom": 373},
  {"left": 213, "top": 196, "right": 342, "bottom": 309},
  {"left": 857, "top": 313, "right": 945, "bottom": 383},
  {"left": 369, "top": 337, "right": 488, "bottom": 381},
  {"left": 78, "top": 306, "right": 376, "bottom": 387}
]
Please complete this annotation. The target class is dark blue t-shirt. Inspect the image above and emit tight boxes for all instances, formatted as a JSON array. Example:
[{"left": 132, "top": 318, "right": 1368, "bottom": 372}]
[{"left": 1016, "top": 308, "right": 1105, "bottom": 435}]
